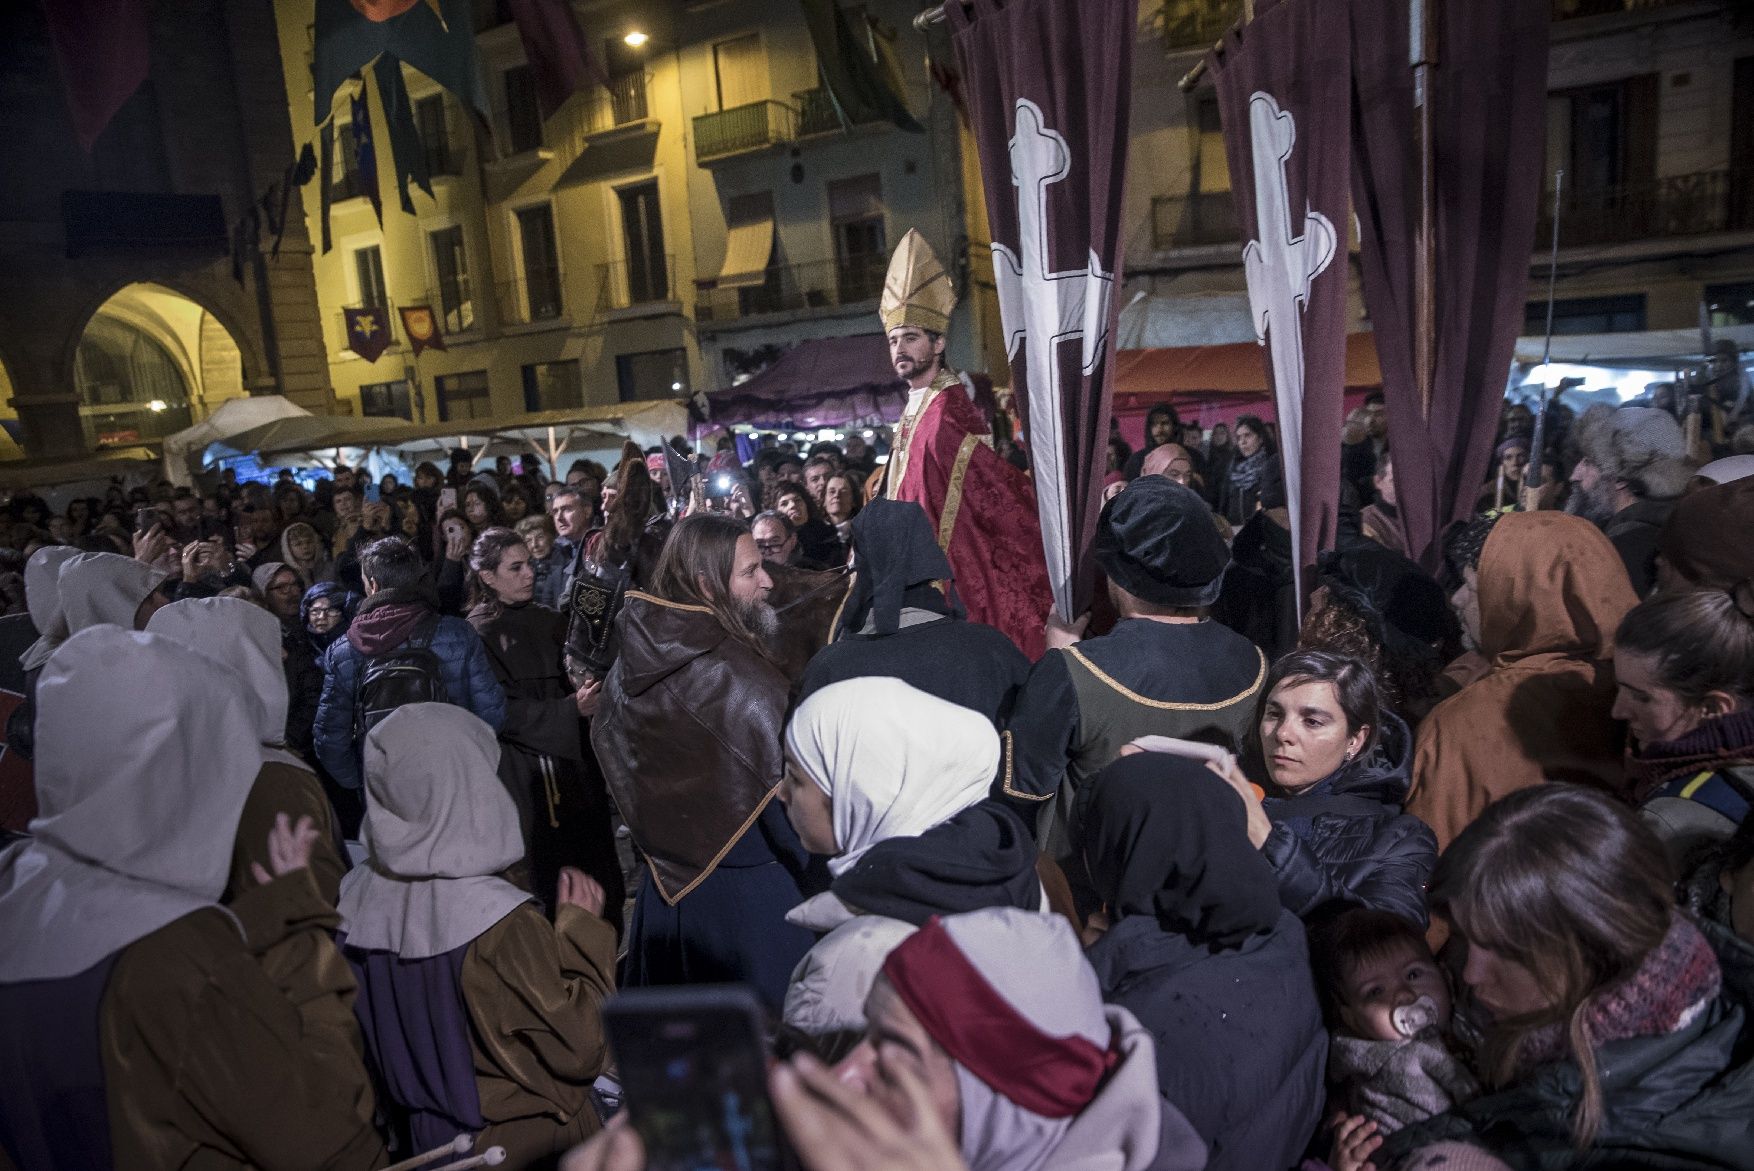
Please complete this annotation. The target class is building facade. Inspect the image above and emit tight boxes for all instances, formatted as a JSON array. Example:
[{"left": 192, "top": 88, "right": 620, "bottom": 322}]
[
  {"left": 278, "top": 0, "right": 969, "bottom": 429},
  {"left": 0, "top": 0, "right": 331, "bottom": 462}
]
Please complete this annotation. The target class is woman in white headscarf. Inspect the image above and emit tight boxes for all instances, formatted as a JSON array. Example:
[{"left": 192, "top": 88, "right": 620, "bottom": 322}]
[
  {"left": 338, "top": 703, "right": 617, "bottom": 1167},
  {"left": 777, "top": 678, "right": 1050, "bottom": 1053},
  {"left": 148, "top": 596, "right": 346, "bottom": 904},
  {"left": 0, "top": 626, "right": 384, "bottom": 1170},
  {"left": 57, "top": 549, "right": 169, "bottom": 633},
  {"left": 838, "top": 907, "right": 1204, "bottom": 1171}
]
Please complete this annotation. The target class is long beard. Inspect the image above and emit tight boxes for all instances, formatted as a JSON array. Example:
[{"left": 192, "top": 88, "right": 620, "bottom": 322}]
[
  {"left": 734, "top": 597, "right": 780, "bottom": 646},
  {"left": 1564, "top": 479, "right": 1617, "bottom": 527}
]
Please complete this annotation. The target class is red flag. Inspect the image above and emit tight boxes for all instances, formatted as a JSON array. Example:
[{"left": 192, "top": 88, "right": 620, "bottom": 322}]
[
  {"left": 1209, "top": 0, "right": 1351, "bottom": 609},
  {"left": 399, "top": 305, "right": 446, "bottom": 356},
  {"left": 344, "top": 306, "right": 393, "bottom": 363},
  {"left": 947, "top": 0, "right": 1136, "bottom": 621},
  {"left": 42, "top": 0, "right": 151, "bottom": 152}
]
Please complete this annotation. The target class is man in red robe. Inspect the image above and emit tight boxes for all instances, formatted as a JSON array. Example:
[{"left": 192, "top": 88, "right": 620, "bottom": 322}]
[{"left": 870, "top": 230, "right": 1052, "bottom": 659}]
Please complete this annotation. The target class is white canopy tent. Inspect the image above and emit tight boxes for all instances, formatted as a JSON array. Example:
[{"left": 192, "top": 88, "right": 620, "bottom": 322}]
[{"left": 160, "top": 395, "right": 311, "bottom": 487}]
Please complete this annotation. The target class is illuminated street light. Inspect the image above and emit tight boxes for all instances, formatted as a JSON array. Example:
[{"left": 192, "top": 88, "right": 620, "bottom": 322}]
[{"left": 624, "top": 29, "right": 649, "bottom": 47}]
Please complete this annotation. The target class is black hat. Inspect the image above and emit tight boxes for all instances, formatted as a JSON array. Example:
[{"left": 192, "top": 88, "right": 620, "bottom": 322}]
[
  {"left": 1095, "top": 478, "right": 1230, "bottom": 607},
  {"left": 838, "top": 499, "right": 961, "bottom": 637}
]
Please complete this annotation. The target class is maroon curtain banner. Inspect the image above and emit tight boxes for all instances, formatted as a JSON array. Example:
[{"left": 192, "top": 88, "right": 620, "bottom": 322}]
[
  {"left": 1209, "top": 0, "right": 1351, "bottom": 605},
  {"left": 947, "top": 0, "right": 1136, "bottom": 620},
  {"left": 1351, "top": 0, "right": 1548, "bottom": 567},
  {"left": 43, "top": 0, "right": 152, "bottom": 152}
]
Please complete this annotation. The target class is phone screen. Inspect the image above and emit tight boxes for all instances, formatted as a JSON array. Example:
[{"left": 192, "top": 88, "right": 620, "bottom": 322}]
[
  {"left": 438, "top": 487, "right": 458, "bottom": 513},
  {"left": 363, "top": 482, "right": 381, "bottom": 504},
  {"left": 604, "top": 987, "right": 791, "bottom": 1171}
]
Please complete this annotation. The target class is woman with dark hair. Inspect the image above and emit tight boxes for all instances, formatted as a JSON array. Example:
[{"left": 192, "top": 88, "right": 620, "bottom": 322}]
[
  {"left": 466, "top": 528, "right": 622, "bottom": 925},
  {"left": 1079, "top": 753, "right": 1326, "bottom": 1170},
  {"left": 1614, "top": 585, "right": 1754, "bottom": 868},
  {"left": 413, "top": 461, "right": 444, "bottom": 491},
  {"left": 580, "top": 442, "right": 670, "bottom": 594},
  {"left": 1214, "top": 650, "right": 1437, "bottom": 927},
  {"left": 772, "top": 481, "right": 841, "bottom": 567},
  {"left": 1217, "top": 414, "right": 1281, "bottom": 525},
  {"left": 461, "top": 482, "right": 508, "bottom": 532},
  {"left": 1383, "top": 785, "right": 1754, "bottom": 1166}
]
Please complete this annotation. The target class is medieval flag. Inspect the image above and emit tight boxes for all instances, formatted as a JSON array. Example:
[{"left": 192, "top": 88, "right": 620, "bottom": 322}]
[
  {"left": 319, "top": 120, "right": 335, "bottom": 253},
  {"left": 506, "top": 0, "right": 608, "bottom": 120},
  {"left": 42, "top": 0, "right": 151, "bottom": 151},
  {"left": 803, "top": 0, "right": 922, "bottom": 133},
  {"left": 345, "top": 306, "right": 392, "bottom": 363},
  {"left": 1351, "top": 0, "right": 1548, "bottom": 565},
  {"left": 374, "top": 56, "right": 434, "bottom": 215},
  {"left": 399, "top": 305, "right": 446, "bottom": 356},
  {"left": 350, "top": 91, "right": 383, "bottom": 225},
  {"left": 947, "top": 0, "right": 1136, "bottom": 621},
  {"left": 1209, "top": 0, "right": 1350, "bottom": 610},
  {"left": 313, "top": 0, "right": 488, "bottom": 126}
]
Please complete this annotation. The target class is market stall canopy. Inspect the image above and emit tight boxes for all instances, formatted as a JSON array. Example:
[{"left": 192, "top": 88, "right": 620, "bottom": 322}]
[
  {"left": 203, "top": 412, "right": 412, "bottom": 463},
  {"left": 1116, "top": 290, "right": 1257, "bottom": 350},
  {"left": 1510, "top": 323, "right": 1754, "bottom": 368},
  {"left": 0, "top": 447, "right": 160, "bottom": 500},
  {"left": 709, "top": 335, "right": 906, "bottom": 429},
  {"left": 161, "top": 395, "right": 311, "bottom": 486},
  {"left": 1113, "top": 332, "right": 1382, "bottom": 398}
]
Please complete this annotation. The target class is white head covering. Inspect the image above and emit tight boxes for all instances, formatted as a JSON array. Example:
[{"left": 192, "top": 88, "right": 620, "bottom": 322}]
[
  {"left": 252, "top": 560, "right": 294, "bottom": 597},
  {"left": 337, "top": 704, "right": 530, "bottom": 959},
  {"left": 922, "top": 908, "right": 1112, "bottom": 1171},
  {"left": 147, "top": 597, "right": 296, "bottom": 762},
  {"left": 19, "top": 546, "right": 82, "bottom": 672},
  {"left": 0, "top": 626, "right": 266, "bottom": 982},
  {"left": 58, "top": 551, "right": 167, "bottom": 633},
  {"left": 785, "top": 678, "right": 1000, "bottom": 877},
  {"left": 1697, "top": 454, "right": 1754, "bottom": 485}
]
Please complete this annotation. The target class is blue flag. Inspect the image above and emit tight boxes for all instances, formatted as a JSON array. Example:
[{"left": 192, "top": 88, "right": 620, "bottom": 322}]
[
  {"left": 350, "top": 91, "right": 383, "bottom": 224},
  {"left": 315, "top": 0, "right": 487, "bottom": 125}
]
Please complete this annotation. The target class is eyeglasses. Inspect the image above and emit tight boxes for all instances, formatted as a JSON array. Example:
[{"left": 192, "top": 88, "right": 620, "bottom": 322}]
[
  {"left": 754, "top": 539, "right": 788, "bottom": 555},
  {"left": 307, "top": 604, "right": 338, "bottom": 617}
]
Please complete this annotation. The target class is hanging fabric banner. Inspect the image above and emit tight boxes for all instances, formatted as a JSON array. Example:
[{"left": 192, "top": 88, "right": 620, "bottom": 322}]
[
  {"left": 313, "top": 0, "right": 488, "bottom": 126},
  {"left": 43, "top": 0, "right": 151, "bottom": 151},
  {"left": 345, "top": 306, "right": 393, "bottom": 363},
  {"left": 373, "top": 56, "right": 434, "bottom": 215},
  {"left": 946, "top": 0, "right": 1136, "bottom": 621},
  {"left": 399, "top": 306, "right": 446, "bottom": 356},
  {"left": 350, "top": 90, "right": 384, "bottom": 225},
  {"left": 803, "top": 0, "right": 923, "bottom": 134},
  {"left": 318, "top": 121, "right": 335, "bottom": 253},
  {"left": 1350, "top": 0, "right": 1548, "bottom": 566},
  {"left": 505, "top": 0, "right": 608, "bottom": 120},
  {"left": 1208, "top": 0, "right": 1350, "bottom": 610}
]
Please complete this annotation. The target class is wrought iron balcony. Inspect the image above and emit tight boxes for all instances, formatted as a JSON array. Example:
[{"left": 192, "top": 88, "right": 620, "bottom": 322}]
[
  {"left": 695, "top": 256, "right": 888, "bottom": 325},
  {"left": 1151, "top": 191, "right": 1240, "bottom": 250},
  {"left": 584, "top": 72, "right": 652, "bottom": 135},
  {"left": 1538, "top": 169, "right": 1754, "bottom": 249},
  {"left": 496, "top": 266, "right": 566, "bottom": 326},
  {"left": 796, "top": 87, "right": 843, "bottom": 137},
  {"left": 596, "top": 255, "right": 678, "bottom": 314},
  {"left": 694, "top": 100, "right": 797, "bottom": 162}
]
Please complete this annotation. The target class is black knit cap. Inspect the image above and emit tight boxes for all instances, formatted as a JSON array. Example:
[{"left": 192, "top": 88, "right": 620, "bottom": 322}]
[{"left": 1095, "top": 478, "right": 1231, "bottom": 607}]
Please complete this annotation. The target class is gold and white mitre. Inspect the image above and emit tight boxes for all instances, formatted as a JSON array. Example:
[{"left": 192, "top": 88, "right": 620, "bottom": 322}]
[{"left": 880, "top": 229, "right": 957, "bottom": 334}]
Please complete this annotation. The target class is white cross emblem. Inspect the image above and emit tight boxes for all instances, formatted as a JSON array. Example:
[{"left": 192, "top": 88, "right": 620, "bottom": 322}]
[
  {"left": 1241, "top": 90, "right": 1336, "bottom": 600},
  {"left": 992, "top": 98, "right": 1115, "bottom": 618}
]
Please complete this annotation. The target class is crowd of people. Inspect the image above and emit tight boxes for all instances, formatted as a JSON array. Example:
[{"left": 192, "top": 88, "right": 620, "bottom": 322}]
[{"left": 2, "top": 365, "right": 1754, "bottom": 1171}]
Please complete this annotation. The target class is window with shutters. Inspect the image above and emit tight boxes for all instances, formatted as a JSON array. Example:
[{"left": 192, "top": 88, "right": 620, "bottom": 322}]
[
  {"left": 504, "top": 64, "right": 544, "bottom": 154},
  {"left": 713, "top": 34, "right": 767, "bottom": 110}
]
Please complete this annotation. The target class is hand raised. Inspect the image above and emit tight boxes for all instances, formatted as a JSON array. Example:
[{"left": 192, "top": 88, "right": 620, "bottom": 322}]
[{"left": 249, "top": 812, "right": 320, "bottom": 886}]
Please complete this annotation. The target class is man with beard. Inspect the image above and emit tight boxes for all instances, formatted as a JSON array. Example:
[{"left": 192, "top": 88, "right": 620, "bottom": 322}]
[
  {"left": 867, "top": 229, "right": 1052, "bottom": 658},
  {"left": 1566, "top": 404, "right": 1695, "bottom": 596},
  {"left": 591, "top": 514, "right": 818, "bottom": 1010}
]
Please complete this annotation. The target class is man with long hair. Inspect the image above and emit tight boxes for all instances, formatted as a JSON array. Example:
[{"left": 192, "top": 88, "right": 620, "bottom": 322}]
[{"left": 590, "top": 514, "right": 818, "bottom": 1010}]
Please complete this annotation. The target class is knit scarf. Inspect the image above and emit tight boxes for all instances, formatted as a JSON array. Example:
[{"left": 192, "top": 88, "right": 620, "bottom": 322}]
[
  {"left": 1227, "top": 448, "right": 1275, "bottom": 494},
  {"left": 1515, "top": 914, "right": 1721, "bottom": 1073},
  {"left": 1626, "top": 708, "right": 1754, "bottom": 802}
]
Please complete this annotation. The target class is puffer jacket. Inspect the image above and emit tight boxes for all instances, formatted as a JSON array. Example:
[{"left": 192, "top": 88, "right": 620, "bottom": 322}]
[
  {"left": 1382, "top": 921, "right": 1754, "bottom": 1169},
  {"left": 1260, "top": 710, "right": 1437, "bottom": 927},
  {"left": 313, "top": 587, "right": 506, "bottom": 789}
]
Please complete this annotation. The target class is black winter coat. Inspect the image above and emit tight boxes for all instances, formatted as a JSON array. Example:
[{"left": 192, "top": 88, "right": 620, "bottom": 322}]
[
  {"left": 1087, "top": 910, "right": 1327, "bottom": 1171},
  {"left": 1384, "top": 922, "right": 1754, "bottom": 1169},
  {"left": 1260, "top": 710, "right": 1437, "bottom": 927}
]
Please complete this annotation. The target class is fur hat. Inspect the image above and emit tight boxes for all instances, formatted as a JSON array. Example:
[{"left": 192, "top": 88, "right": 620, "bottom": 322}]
[{"left": 1573, "top": 404, "right": 1694, "bottom": 499}]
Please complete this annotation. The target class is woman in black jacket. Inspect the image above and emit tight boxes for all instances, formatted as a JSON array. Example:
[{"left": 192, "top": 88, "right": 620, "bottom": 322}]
[
  {"left": 465, "top": 528, "right": 622, "bottom": 928},
  {"left": 1078, "top": 753, "right": 1326, "bottom": 1171},
  {"left": 1215, "top": 649, "right": 1437, "bottom": 927}
]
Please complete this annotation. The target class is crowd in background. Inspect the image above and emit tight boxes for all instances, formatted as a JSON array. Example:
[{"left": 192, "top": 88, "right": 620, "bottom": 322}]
[{"left": 2, "top": 365, "right": 1754, "bottom": 1171}]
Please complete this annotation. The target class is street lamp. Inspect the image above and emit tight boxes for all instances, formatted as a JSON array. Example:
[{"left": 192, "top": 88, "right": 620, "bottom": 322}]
[{"left": 624, "top": 29, "right": 649, "bottom": 47}]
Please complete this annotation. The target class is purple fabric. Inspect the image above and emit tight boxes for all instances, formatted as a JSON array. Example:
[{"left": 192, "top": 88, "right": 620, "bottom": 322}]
[
  {"left": 0, "top": 952, "right": 120, "bottom": 1171},
  {"left": 1209, "top": 0, "right": 1351, "bottom": 601},
  {"left": 947, "top": 0, "right": 1136, "bottom": 620},
  {"left": 347, "top": 602, "right": 428, "bottom": 656},
  {"left": 506, "top": 0, "right": 607, "bottom": 119},
  {"left": 707, "top": 335, "right": 906, "bottom": 429},
  {"left": 1350, "top": 0, "right": 1548, "bottom": 566},
  {"left": 341, "top": 935, "right": 485, "bottom": 1152}
]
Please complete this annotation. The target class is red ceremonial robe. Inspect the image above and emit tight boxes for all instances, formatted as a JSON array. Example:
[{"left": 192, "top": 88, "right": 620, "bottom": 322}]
[{"left": 884, "top": 370, "right": 1052, "bottom": 660}]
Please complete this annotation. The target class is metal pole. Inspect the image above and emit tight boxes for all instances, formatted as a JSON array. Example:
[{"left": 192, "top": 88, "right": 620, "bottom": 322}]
[{"left": 1525, "top": 168, "right": 1564, "bottom": 497}]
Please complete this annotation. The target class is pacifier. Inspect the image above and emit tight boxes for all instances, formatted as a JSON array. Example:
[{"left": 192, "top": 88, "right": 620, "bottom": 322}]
[{"left": 1391, "top": 995, "right": 1440, "bottom": 1038}]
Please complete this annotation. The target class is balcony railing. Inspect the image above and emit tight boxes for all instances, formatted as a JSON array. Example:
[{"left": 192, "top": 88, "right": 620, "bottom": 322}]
[
  {"left": 496, "top": 266, "right": 566, "bottom": 326},
  {"left": 1158, "top": 0, "right": 1242, "bottom": 51},
  {"left": 694, "top": 100, "right": 797, "bottom": 162},
  {"left": 1538, "top": 169, "right": 1754, "bottom": 249},
  {"left": 695, "top": 255, "right": 888, "bottom": 325},
  {"left": 796, "top": 87, "right": 843, "bottom": 137},
  {"left": 596, "top": 254, "right": 677, "bottom": 314},
  {"left": 1151, "top": 192, "right": 1240, "bottom": 250},
  {"left": 584, "top": 72, "right": 652, "bottom": 134}
]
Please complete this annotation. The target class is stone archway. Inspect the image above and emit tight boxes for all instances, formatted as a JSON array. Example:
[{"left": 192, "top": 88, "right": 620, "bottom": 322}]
[{"left": 68, "top": 282, "right": 259, "bottom": 450}]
